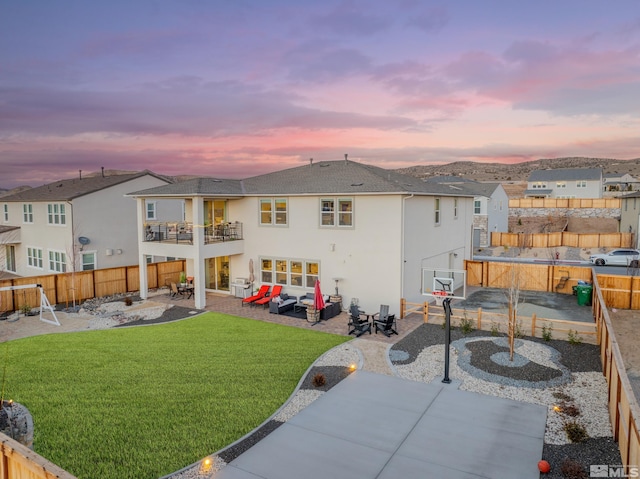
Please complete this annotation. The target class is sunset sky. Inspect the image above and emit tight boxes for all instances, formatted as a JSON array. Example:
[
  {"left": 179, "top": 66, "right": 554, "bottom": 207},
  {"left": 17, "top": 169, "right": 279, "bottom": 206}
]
[{"left": 2, "top": 1, "right": 640, "bottom": 188}]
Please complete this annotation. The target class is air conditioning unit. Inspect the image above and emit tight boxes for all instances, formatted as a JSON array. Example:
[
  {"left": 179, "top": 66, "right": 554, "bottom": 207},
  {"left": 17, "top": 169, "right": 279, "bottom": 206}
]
[{"left": 235, "top": 277, "right": 248, "bottom": 285}]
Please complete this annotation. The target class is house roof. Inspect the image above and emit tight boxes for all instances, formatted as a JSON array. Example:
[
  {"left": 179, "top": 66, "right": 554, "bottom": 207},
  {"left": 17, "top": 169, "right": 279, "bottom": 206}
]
[
  {"left": 527, "top": 168, "right": 602, "bottom": 182},
  {"left": 1, "top": 171, "right": 171, "bottom": 202},
  {"left": 128, "top": 160, "right": 476, "bottom": 198},
  {"left": 423, "top": 175, "right": 477, "bottom": 184}
]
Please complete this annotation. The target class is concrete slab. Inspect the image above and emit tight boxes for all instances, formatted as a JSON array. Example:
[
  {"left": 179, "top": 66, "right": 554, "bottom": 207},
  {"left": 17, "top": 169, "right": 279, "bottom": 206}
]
[{"left": 216, "top": 371, "right": 547, "bottom": 479}]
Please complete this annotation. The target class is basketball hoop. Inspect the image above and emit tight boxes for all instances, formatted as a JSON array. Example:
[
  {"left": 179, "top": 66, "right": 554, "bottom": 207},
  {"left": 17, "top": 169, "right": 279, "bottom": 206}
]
[{"left": 433, "top": 290, "right": 448, "bottom": 307}]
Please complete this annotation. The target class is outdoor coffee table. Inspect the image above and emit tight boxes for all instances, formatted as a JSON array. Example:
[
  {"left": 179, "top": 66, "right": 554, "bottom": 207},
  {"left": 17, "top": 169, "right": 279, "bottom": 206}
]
[{"left": 294, "top": 302, "right": 308, "bottom": 314}]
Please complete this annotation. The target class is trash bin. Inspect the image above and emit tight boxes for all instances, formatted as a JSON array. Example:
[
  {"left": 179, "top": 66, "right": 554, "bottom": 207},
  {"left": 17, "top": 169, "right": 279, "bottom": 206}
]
[{"left": 576, "top": 284, "right": 593, "bottom": 306}]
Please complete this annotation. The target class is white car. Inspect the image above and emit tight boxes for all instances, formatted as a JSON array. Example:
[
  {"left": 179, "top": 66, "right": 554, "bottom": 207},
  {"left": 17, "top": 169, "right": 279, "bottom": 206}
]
[{"left": 589, "top": 248, "right": 640, "bottom": 266}]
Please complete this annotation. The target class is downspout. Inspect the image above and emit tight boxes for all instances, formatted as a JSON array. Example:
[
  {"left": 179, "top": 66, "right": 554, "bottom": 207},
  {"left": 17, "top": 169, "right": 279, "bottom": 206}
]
[{"left": 401, "top": 194, "right": 415, "bottom": 304}]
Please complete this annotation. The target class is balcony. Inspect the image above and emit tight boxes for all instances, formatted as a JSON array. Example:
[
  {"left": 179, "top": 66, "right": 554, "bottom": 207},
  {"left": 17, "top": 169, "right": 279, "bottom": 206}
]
[{"left": 143, "top": 222, "right": 243, "bottom": 245}]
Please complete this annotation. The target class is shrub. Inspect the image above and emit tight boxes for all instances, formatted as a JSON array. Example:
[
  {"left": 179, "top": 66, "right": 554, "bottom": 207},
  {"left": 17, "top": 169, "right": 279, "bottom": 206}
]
[
  {"left": 542, "top": 324, "right": 553, "bottom": 341},
  {"left": 515, "top": 320, "right": 524, "bottom": 339},
  {"left": 312, "top": 373, "right": 326, "bottom": 388},
  {"left": 20, "top": 303, "right": 32, "bottom": 315},
  {"left": 564, "top": 421, "right": 588, "bottom": 443},
  {"left": 459, "top": 313, "right": 474, "bottom": 335},
  {"left": 560, "top": 404, "right": 581, "bottom": 417},
  {"left": 560, "top": 458, "right": 587, "bottom": 478},
  {"left": 567, "top": 329, "right": 582, "bottom": 345},
  {"left": 553, "top": 391, "right": 572, "bottom": 402},
  {"left": 490, "top": 322, "right": 501, "bottom": 336}
]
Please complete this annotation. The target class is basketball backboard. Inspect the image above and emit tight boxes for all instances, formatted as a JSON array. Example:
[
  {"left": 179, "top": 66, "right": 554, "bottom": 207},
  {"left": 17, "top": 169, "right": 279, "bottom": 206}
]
[{"left": 422, "top": 268, "right": 467, "bottom": 299}]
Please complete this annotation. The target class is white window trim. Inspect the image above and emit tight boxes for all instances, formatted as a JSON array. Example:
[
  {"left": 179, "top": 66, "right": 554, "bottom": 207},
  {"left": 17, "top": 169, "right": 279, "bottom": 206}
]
[
  {"left": 81, "top": 251, "right": 97, "bottom": 271},
  {"left": 5, "top": 245, "right": 16, "bottom": 272},
  {"left": 146, "top": 201, "right": 157, "bottom": 221},
  {"left": 23, "top": 203, "right": 33, "bottom": 224},
  {"left": 434, "top": 198, "right": 441, "bottom": 226},
  {"left": 27, "top": 246, "right": 44, "bottom": 270},
  {"left": 259, "top": 256, "right": 319, "bottom": 289},
  {"left": 48, "top": 249, "right": 67, "bottom": 273},
  {"left": 47, "top": 203, "right": 67, "bottom": 226},
  {"left": 453, "top": 199, "right": 458, "bottom": 219},
  {"left": 259, "top": 198, "right": 288, "bottom": 226},
  {"left": 2, "top": 204, "right": 8, "bottom": 223},
  {"left": 474, "top": 200, "right": 481, "bottom": 215},
  {"left": 320, "top": 197, "right": 354, "bottom": 228}
]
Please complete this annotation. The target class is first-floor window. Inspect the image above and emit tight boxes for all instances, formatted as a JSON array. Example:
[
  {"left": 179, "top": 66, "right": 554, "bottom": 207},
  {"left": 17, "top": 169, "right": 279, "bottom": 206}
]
[
  {"left": 27, "top": 247, "right": 43, "bottom": 269},
  {"left": 48, "top": 250, "right": 67, "bottom": 273},
  {"left": 260, "top": 257, "right": 319, "bottom": 288},
  {"left": 82, "top": 252, "right": 96, "bottom": 271},
  {"left": 5, "top": 245, "right": 16, "bottom": 272}
]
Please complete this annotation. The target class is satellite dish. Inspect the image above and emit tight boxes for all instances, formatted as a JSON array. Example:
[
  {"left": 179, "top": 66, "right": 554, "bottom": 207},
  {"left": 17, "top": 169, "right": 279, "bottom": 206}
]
[{"left": 78, "top": 236, "right": 91, "bottom": 245}]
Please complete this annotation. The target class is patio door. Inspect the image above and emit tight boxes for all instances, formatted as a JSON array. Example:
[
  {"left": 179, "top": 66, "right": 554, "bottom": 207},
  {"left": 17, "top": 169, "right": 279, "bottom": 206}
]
[
  {"left": 204, "top": 200, "right": 227, "bottom": 225},
  {"left": 205, "top": 256, "right": 230, "bottom": 292}
]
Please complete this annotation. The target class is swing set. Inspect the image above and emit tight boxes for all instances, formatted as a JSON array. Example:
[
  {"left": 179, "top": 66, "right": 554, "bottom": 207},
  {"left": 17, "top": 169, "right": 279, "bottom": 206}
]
[{"left": 0, "top": 283, "right": 60, "bottom": 326}]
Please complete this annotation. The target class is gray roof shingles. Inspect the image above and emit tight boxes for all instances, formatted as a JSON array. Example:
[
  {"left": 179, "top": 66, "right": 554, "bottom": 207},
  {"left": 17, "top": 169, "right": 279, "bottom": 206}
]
[
  {"left": 128, "top": 160, "right": 475, "bottom": 198},
  {"left": 1, "top": 171, "right": 170, "bottom": 202},
  {"left": 528, "top": 168, "right": 602, "bottom": 182}
]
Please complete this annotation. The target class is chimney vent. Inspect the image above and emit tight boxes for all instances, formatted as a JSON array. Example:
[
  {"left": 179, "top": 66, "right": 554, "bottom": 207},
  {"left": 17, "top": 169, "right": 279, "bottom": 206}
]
[
  {"left": 309, "top": 158, "right": 313, "bottom": 166},
  {"left": 344, "top": 153, "right": 348, "bottom": 162},
  {"left": 79, "top": 170, "right": 82, "bottom": 180},
  {"left": 101, "top": 166, "right": 105, "bottom": 177}
]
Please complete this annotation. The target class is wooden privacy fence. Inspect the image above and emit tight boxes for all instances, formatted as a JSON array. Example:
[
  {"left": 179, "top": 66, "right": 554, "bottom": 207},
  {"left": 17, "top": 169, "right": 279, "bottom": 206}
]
[
  {"left": 467, "top": 260, "right": 640, "bottom": 310},
  {"left": 593, "top": 275, "right": 640, "bottom": 468},
  {"left": 491, "top": 232, "right": 633, "bottom": 249},
  {"left": 0, "top": 433, "right": 78, "bottom": 479},
  {"left": 509, "top": 198, "right": 621, "bottom": 208},
  {"left": 0, "top": 260, "right": 185, "bottom": 313},
  {"left": 400, "top": 299, "right": 596, "bottom": 343},
  {"left": 465, "top": 260, "right": 593, "bottom": 295}
]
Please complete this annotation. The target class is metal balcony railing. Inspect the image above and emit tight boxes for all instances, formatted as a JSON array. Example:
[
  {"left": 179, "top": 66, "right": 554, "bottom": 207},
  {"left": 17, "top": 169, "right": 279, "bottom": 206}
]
[{"left": 143, "top": 221, "right": 243, "bottom": 245}]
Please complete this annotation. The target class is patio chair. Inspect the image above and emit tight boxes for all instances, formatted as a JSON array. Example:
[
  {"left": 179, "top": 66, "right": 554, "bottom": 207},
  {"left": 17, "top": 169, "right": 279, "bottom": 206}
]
[
  {"left": 373, "top": 305, "right": 397, "bottom": 337},
  {"left": 254, "top": 285, "right": 282, "bottom": 308},
  {"left": 242, "top": 285, "right": 270, "bottom": 306},
  {"left": 347, "top": 304, "right": 371, "bottom": 337},
  {"left": 170, "top": 283, "right": 182, "bottom": 299}
]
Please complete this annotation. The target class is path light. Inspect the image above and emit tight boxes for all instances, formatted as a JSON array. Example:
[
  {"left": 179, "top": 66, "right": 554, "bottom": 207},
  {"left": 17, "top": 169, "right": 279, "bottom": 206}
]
[
  {"left": 553, "top": 405, "right": 561, "bottom": 412},
  {"left": 200, "top": 457, "right": 212, "bottom": 473},
  {"left": 349, "top": 364, "right": 357, "bottom": 372}
]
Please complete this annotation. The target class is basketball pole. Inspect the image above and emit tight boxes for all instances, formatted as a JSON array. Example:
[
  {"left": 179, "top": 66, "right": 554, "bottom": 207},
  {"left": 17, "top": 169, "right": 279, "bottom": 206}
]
[{"left": 442, "top": 297, "right": 452, "bottom": 384}]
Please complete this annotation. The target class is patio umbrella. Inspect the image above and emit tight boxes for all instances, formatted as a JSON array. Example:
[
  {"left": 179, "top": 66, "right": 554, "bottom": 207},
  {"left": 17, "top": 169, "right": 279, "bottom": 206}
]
[
  {"left": 313, "top": 279, "right": 326, "bottom": 311},
  {"left": 248, "top": 259, "right": 255, "bottom": 293}
]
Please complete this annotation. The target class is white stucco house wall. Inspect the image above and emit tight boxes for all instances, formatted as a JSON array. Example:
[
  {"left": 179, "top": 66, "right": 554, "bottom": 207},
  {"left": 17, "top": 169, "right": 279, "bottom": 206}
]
[
  {"left": 524, "top": 168, "right": 603, "bottom": 199},
  {"left": 129, "top": 160, "right": 475, "bottom": 313},
  {"left": 619, "top": 191, "right": 640, "bottom": 245},
  {"left": 0, "top": 171, "right": 172, "bottom": 278}
]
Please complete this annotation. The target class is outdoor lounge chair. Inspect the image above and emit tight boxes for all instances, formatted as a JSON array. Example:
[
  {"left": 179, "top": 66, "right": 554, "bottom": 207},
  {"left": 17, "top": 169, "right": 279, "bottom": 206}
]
[
  {"left": 242, "top": 285, "right": 270, "bottom": 306},
  {"left": 255, "top": 285, "right": 282, "bottom": 308},
  {"left": 348, "top": 304, "right": 371, "bottom": 337},
  {"left": 170, "top": 283, "right": 181, "bottom": 299},
  {"left": 373, "top": 305, "right": 397, "bottom": 337}
]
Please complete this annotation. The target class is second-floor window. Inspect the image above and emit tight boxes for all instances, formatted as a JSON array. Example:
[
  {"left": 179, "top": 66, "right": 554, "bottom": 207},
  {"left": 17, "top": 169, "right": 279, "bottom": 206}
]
[
  {"left": 48, "top": 250, "right": 67, "bottom": 273},
  {"left": 434, "top": 198, "right": 441, "bottom": 225},
  {"left": 23, "top": 204, "right": 33, "bottom": 223},
  {"left": 2, "top": 204, "right": 7, "bottom": 222},
  {"left": 556, "top": 182, "right": 566, "bottom": 188},
  {"left": 321, "top": 198, "right": 353, "bottom": 227},
  {"left": 47, "top": 203, "right": 66, "bottom": 225},
  {"left": 146, "top": 202, "right": 157, "bottom": 220},
  {"left": 27, "top": 247, "right": 43, "bottom": 269},
  {"left": 260, "top": 198, "right": 287, "bottom": 226},
  {"left": 532, "top": 182, "right": 547, "bottom": 189},
  {"left": 474, "top": 200, "right": 481, "bottom": 214},
  {"left": 577, "top": 180, "right": 587, "bottom": 188},
  {"left": 454, "top": 199, "right": 458, "bottom": 218}
]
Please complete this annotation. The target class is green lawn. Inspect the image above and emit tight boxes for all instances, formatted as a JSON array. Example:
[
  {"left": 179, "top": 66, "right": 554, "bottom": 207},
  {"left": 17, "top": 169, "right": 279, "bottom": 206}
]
[{"left": 2, "top": 313, "right": 349, "bottom": 479}]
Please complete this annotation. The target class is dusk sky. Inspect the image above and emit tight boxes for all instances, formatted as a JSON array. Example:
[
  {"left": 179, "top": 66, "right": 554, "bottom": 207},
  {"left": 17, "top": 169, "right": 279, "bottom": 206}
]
[{"left": 2, "top": 1, "right": 640, "bottom": 189}]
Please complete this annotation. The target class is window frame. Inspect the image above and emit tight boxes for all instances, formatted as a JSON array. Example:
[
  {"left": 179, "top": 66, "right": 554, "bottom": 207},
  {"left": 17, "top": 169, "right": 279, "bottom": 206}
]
[
  {"left": 48, "top": 249, "right": 67, "bottom": 273},
  {"left": 27, "top": 246, "right": 43, "bottom": 269},
  {"left": 47, "top": 203, "right": 67, "bottom": 225},
  {"left": 146, "top": 201, "right": 157, "bottom": 221},
  {"left": 22, "top": 203, "right": 33, "bottom": 223},
  {"left": 556, "top": 182, "right": 567, "bottom": 189},
  {"left": 453, "top": 198, "right": 458, "bottom": 219},
  {"left": 474, "top": 200, "right": 481, "bottom": 215},
  {"left": 259, "top": 198, "right": 288, "bottom": 226},
  {"left": 2, "top": 204, "right": 7, "bottom": 222},
  {"left": 320, "top": 197, "right": 353, "bottom": 228},
  {"left": 259, "top": 257, "right": 319, "bottom": 289},
  {"left": 81, "top": 251, "right": 97, "bottom": 271},
  {"left": 434, "top": 198, "right": 441, "bottom": 225}
]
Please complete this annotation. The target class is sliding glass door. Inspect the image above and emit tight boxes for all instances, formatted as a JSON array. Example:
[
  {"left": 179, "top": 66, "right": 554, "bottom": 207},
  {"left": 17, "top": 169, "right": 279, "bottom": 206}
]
[{"left": 205, "top": 256, "right": 230, "bottom": 292}]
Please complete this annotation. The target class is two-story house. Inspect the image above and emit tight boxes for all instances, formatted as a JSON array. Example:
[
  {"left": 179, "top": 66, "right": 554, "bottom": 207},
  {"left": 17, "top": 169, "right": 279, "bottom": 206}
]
[
  {"left": 129, "top": 160, "right": 475, "bottom": 312},
  {"left": 604, "top": 173, "right": 639, "bottom": 195},
  {"left": 524, "top": 168, "right": 603, "bottom": 199},
  {"left": 619, "top": 191, "right": 640, "bottom": 247},
  {"left": 424, "top": 177, "right": 508, "bottom": 247},
  {"left": 0, "top": 171, "right": 173, "bottom": 278}
]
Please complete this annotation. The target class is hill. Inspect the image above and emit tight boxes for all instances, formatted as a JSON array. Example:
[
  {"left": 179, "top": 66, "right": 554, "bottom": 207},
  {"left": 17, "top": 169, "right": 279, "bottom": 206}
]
[{"left": 396, "top": 157, "right": 640, "bottom": 182}]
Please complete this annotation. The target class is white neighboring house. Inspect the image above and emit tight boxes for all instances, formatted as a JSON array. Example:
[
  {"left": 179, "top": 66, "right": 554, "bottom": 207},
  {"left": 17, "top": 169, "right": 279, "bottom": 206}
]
[
  {"left": 129, "top": 160, "right": 475, "bottom": 313},
  {"left": 603, "top": 173, "right": 639, "bottom": 195},
  {"left": 0, "top": 171, "right": 173, "bottom": 278},
  {"left": 424, "top": 177, "right": 508, "bottom": 247},
  {"left": 524, "top": 168, "right": 603, "bottom": 199}
]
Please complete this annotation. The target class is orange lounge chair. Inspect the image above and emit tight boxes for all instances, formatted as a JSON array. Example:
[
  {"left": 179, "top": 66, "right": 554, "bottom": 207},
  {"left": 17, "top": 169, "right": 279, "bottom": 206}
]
[
  {"left": 254, "top": 285, "right": 282, "bottom": 308},
  {"left": 242, "top": 285, "right": 270, "bottom": 306}
]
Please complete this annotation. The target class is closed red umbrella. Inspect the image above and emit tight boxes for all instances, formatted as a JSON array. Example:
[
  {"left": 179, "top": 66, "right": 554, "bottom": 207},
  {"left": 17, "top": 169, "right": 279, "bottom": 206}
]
[{"left": 314, "top": 280, "right": 325, "bottom": 310}]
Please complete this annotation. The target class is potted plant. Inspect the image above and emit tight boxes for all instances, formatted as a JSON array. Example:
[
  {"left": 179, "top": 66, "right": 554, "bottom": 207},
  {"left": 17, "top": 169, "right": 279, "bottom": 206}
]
[{"left": 179, "top": 272, "right": 187, "bottom": 286}]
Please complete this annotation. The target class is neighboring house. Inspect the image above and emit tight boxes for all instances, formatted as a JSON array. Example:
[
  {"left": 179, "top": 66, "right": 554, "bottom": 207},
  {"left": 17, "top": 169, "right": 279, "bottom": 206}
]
[
  {"left": 603, "top": 173, "right": 639, "bottom": 194},
  {"left": 524, "top": 168, "right": 603, "bottom": 199},
  {"left": 424, "top": 177, "right": 508, "bottom": 247},
  {"left": 0, "top": 171, "right": 173, "bottom": 278},
  {"left": 619, "top": 191, "right": 640, "bottom": 248},
  {"left": 129, "top": 160, "right": 475, "bottom": 312}
]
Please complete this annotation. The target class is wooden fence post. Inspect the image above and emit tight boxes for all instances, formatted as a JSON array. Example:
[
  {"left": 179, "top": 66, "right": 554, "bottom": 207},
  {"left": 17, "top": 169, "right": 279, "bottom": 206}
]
[
  {"left": 400, "top": 298, "right": 405, "bottom": 319},
  {"left": 477, "top": 307, "right": 482, "bottom": 330},
  {"left": 531, "top": 313, "right": 537, "bottom": 337},
  {"left": 424, "top": 301, "right": 429, "bottom": 323}
]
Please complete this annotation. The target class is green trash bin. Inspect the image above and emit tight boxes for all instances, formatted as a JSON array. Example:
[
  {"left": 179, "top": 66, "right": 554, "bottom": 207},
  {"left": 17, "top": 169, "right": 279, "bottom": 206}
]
[{"left": 576, "top": 284, "right": 593, "bottom": 306}]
